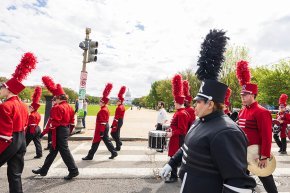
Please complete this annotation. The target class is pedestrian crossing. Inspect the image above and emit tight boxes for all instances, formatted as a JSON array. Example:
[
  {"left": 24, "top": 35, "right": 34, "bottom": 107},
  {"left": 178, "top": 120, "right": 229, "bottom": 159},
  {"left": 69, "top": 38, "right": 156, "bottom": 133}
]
[{"left": 35, "top": 142, "right": 290, "bottom": 180}]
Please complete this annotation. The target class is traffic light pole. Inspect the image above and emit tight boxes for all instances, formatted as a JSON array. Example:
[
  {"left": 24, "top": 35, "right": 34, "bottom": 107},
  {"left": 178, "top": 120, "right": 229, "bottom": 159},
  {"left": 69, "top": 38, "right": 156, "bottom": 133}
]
[{"left": 75, "top": 28, "right": 91, "bottom": 133}]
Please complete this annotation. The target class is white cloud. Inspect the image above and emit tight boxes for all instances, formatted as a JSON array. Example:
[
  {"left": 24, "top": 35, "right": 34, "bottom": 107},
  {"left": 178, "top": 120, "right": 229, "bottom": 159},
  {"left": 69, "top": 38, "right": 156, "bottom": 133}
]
[{"left": 0, "top": 0, "right": 290, "bottom": 97}]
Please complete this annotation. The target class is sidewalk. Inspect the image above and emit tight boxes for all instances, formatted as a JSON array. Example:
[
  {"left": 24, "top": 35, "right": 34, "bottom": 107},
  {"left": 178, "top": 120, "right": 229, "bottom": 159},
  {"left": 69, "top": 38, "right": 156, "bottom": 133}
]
[{"left": 40, "top": 108, "right": 173, "bottom": 141}]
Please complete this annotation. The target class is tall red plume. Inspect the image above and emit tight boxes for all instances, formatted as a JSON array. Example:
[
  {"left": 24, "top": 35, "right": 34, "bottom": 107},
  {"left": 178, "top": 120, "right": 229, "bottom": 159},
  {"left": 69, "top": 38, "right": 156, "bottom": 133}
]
[
  {"left": 103, "top": 83, "right": 113, "bottom": 98},
  {"left": 118, "top": 86, "right": 126, "bottom": 98},
  {"left": 32, "top": 86, "right": 42, "bottom": 103},
  {"left": 172, "top": 74, "right": 183, "bottom": 97},
  {"left": 183, "top": 80, "right": 190, "bottom": 97},
  {"left": 224, "top": 87, "right": 232, "bottom": 105},
  {"left": 279, "top": 94, "right": 288, "bottom": 104},
  {"left": 12, "top": 52, "right": 37, "bottom": 82},
  {"left": 42, "top": 76, "right": 56, "bottom": 94},
  {"left": 236, "top": 60, "right": 251, "bottom": 86}
]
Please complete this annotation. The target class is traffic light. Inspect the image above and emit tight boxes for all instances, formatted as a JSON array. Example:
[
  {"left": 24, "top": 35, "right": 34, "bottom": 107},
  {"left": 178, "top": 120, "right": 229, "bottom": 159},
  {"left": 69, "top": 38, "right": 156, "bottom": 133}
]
[{"left": 87, "top": 41, "right": 98, "bottom": 62}]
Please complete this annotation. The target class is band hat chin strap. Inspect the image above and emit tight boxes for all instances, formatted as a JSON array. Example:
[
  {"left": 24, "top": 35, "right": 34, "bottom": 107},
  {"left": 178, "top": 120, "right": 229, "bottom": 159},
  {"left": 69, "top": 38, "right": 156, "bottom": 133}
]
[{"left": 196, "top": 93, "right": 213, "bottom": 101}]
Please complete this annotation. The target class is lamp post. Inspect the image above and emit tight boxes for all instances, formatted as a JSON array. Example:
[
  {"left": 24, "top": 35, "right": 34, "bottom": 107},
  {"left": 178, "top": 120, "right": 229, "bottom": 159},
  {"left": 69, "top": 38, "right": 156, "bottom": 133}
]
[{"left": 75, "top": 28, "right": 98, "bottom": 133}]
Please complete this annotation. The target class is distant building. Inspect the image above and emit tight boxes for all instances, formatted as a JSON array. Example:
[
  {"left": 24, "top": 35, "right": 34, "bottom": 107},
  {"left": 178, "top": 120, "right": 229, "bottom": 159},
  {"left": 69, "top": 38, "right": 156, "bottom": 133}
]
[{"left": 124, "top": 88, "right": 133, "bottom": 105}]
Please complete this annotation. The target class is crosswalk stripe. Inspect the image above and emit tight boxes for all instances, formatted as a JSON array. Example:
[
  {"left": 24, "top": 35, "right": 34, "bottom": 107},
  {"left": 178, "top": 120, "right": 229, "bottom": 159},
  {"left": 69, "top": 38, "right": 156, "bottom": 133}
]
[
  {"left": 41, "top": 167, "right": 290, "bottom": 179},
  {"left": 73, "top": 154, "right": 169, "bottom": 162},
  {"left": 44, "top": 168, "right": 159, "bottom": 178},
  {"left": 80, "top": 145, "right": 152, "bottom": 151}
]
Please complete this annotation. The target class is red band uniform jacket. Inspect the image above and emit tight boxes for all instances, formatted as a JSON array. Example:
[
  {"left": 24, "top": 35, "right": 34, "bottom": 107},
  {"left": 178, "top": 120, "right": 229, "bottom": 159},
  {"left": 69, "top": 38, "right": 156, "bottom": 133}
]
[
  {"left": 27, "top": 111, "right": 41, "bottom": 134},
  {"left": 93, "top": 106, "right": 110, "bottom": 143},
  {"left": 276, "top": 112, "right": 290, "bottom": 138},
  {"left": 238, "top": 102, "right": 272, "bottom": 157},
  {"left": 0, "top": 96, "right": 28, "bottom": 154},
  {"left": 48, "top": 101, "right": 75, "bottom": 149},
  {"left": 111, "top": 104, "right": 125, "bottom": 132},
  {"left": 184, "top": 106, "right": 195, "bottom": 132},
  {"left": 168, "top": 108, "right": 189, "bottom": 157}
]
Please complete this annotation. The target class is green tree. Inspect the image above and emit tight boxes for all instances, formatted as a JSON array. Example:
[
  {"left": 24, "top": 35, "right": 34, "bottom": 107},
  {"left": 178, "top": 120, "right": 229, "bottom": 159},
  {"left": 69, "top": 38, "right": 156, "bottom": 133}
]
[
  {"left": 220, "top": 45, "right": 251, "bottom": 108},
  {"left": 156, "top": 79, "right": 173, "bottom": 111}
]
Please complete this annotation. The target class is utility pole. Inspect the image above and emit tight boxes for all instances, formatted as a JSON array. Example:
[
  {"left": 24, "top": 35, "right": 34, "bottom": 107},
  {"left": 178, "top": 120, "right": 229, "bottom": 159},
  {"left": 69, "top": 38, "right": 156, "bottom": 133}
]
[{"left": 75, "top": 27, "right": 98, "bottom": 133}]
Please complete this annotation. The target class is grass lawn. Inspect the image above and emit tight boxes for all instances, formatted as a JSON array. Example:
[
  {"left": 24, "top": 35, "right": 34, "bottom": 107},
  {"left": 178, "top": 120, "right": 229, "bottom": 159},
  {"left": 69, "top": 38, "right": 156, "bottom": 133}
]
[{"left": 36, "top": 104, "right": 129, "bottom": 116}]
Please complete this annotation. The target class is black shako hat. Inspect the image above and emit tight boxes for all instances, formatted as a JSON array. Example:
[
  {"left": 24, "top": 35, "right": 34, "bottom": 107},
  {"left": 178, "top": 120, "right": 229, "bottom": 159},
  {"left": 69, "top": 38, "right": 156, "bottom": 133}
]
[
  {"left": 194, "top": 29, "right": 229, "bottom": 103},
  {"left": 194, "top": 79, "right": 228, "bottom": 103}
]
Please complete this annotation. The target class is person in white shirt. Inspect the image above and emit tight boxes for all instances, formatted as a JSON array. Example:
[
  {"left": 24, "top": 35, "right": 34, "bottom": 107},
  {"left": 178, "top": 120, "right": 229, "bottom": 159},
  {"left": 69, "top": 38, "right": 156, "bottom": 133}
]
[{"left": 156, "top": 101, "right": 168, "bottom": 130}]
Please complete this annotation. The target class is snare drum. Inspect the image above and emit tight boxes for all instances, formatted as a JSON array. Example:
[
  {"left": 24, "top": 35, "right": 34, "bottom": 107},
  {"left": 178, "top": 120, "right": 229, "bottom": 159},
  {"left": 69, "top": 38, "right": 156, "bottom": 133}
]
[{"left": 148, "top": 130, "right": 167, "bottom": 150}]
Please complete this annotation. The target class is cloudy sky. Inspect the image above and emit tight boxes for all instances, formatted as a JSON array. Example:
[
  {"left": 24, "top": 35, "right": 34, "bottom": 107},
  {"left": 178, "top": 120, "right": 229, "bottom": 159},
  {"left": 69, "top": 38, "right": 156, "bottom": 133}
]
[{"left": 1, "top": 0, "right": 290, "bottom": 98}]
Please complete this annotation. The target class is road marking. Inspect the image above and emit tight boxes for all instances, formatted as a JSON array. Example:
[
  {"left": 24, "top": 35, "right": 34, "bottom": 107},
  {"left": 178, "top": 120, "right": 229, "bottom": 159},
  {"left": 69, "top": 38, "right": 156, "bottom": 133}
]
[
  {"left": 73, "top": 154, "right": 169, "bottom": 162},
  {"left": 45, "top": 168, "right": 159, "bottom": 178},
  {"left": 50, "top": 142, "right": 89, "bottom": 169}
]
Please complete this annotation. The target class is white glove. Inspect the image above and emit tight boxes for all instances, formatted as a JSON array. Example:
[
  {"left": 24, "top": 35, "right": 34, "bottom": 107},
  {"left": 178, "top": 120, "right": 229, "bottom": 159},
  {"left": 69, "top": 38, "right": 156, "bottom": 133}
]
[{"left": 160, "top": 164, "right": 172, "bottom": 178}]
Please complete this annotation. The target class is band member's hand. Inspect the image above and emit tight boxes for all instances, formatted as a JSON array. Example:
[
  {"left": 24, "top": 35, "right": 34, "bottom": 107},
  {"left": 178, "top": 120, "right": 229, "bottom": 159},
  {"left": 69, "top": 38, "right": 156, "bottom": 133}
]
[
  {"left": 160, "top": 164, "right": 172, "bottom": 178},
  {"left": 100, "top": 132, "right": 104, "bottom": 137},
  {"left": 166, "top": 131, "right": 172, "bottom": 138},
  {"left": 279, "top": 120, "right": 284, "bottom": 124},
  {"left": 258, "top": 157, "right": 268, "bottom": 168}
]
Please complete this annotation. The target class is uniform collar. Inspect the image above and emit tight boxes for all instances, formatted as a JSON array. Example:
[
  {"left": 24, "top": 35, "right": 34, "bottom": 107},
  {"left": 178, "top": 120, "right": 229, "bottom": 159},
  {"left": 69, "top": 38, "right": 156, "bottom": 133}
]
[
  {"left": 200, "top": 110, "right": 224, "bottom": 122},
  {"left": 6, "top": 96, "right": 19, "bottom": 101},
  {"left": 59, "top": 101, "right": 67, "bottom": 105},
  {"left": 177, "top": 108, "right": 185, "bottom": 111},
  {"left": 246, "top": 101, "right": 258, "bottom": 109}
]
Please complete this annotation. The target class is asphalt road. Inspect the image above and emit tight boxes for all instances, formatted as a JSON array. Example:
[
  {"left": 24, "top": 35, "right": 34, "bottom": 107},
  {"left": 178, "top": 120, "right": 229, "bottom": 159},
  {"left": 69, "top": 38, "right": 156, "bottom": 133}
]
[{"left": 1, "top": 140, "right": 290, "bottom": 193}]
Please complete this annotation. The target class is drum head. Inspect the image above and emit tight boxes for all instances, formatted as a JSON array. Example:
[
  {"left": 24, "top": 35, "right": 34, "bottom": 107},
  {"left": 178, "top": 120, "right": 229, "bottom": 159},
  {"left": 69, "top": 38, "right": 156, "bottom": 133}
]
[
  {"left": 149, "top": 130, "right": 167, "bottom": 137},
  {"left": 247, "top": 145, "right": 276, "bottom": 177}
]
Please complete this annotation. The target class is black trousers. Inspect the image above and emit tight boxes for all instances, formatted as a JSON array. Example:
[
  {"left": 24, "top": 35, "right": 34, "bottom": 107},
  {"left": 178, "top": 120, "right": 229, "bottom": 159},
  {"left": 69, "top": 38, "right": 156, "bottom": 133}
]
[
  {"left": 88, "top": 124, "right": 116, "bottom": 158},
  {"left": 41, "top": 126, "right": 78, "bottom": 174},
  {"left": 259, "top": 175, "right": 278, "bottom": 193},
  {"left": 273, "top": 134, "right": 282, "bottom": 150},
  {"left": 26, "top": 126, "right": 42, "bottom": 156},
  {"left": 111, "top": 119, "right": 123, "bottom": 149},
  {"left": 46, "top": 131, "right": 52, "bottom": 149},
  {"left": 0, "top": 131, "right": 26, "bottom": 193}
]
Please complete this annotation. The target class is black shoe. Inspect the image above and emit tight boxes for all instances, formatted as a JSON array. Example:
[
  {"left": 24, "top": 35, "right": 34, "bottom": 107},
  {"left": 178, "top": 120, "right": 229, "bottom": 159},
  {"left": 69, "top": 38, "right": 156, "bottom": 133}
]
[
  {"left": 32, "top": 168, "right": 47, "bottom": 176},
  {"left": 109, "top": 152, "right": 118, "bottom": 159},
  {"left": 82, "top": 156, "right": 93, "bottom": 160},
  {"left": 156, "top": 150, "right": 163, "bottom": 153},
  {"left": 34, "top": 155, "right": 42, "bottom": 159},
  {"left": 115, "top": 146, "right": 121, "bottom": 151},
  {"left": 165, "top": 177, "right": 178, "bottom": 183},
  {"left": 280, "top": 151, "right": 287, "bottom": 155},
  {"left": 64, "top": 171, "right": 79, "bottom": 180},
  {"left": 278, "top": 148, "right": 282, "bottom": 153}
]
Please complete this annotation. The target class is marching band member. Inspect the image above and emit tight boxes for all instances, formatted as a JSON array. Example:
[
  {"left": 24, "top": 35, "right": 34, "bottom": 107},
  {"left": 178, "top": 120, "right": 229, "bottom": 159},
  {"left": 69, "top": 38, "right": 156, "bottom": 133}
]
[
  {"left": 224, "top": 87, "right": 232, "bottom": 116},
  {"left": 183, "top": 80, "right": 196, "bottom": 132},
  {"left": 83, "top": 83, "right": 118, "bottom": 160},
  {"left": 111, "top": 86, "right": 126, "bottom": 151},
  {"left": 236, "top": 60, "right": 278, "bottom": 193},
  {"left": 32, "top": 78, "right": 79, "bottom": 180},
  {"left": 0, "top": 53, "right": 37, "bottom": 193},
  {"left": 275, "top": 94, "right": 290, "bottom": 154},
  {"left": 160, "top": 29, "right": 256, "bottom": 192},
  {"left": 26, "top": 86, "right": 43, "bottom": 159},
  {"left": 164, "top": 74, "right": 189, "bottom": 183}
]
